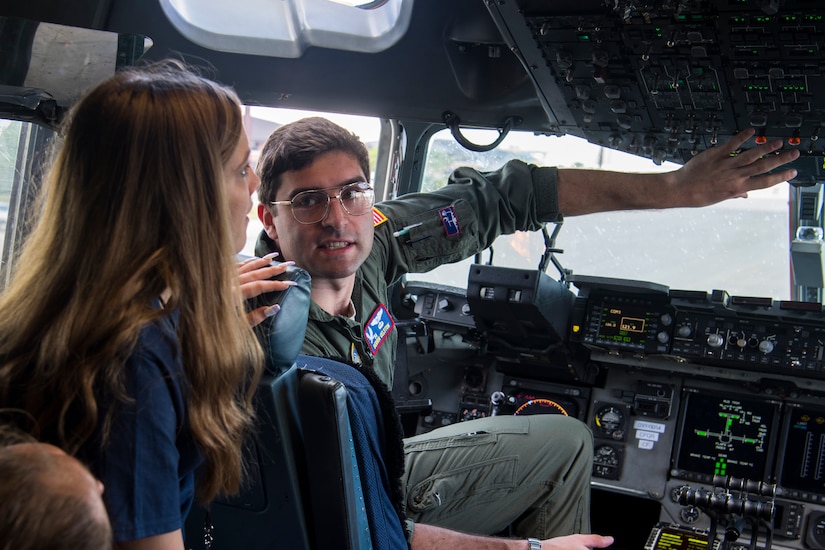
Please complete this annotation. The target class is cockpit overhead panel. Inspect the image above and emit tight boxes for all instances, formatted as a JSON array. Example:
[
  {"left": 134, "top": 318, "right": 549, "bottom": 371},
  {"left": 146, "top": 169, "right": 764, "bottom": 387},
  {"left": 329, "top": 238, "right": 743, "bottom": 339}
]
[{"left": 486, "top": 0, "right": 825, "bottom": 185}]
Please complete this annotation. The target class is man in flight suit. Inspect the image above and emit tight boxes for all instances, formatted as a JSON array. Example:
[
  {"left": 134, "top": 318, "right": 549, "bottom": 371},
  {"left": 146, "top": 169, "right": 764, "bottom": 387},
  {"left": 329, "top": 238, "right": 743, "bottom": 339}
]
[{"left": 254, "top": 116, "right": 798, "bottom": 550}]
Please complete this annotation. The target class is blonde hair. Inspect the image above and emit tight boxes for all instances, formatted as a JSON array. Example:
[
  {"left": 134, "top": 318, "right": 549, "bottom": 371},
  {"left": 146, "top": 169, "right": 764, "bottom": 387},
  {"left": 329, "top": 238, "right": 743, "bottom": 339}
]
[{"left": 0, "top": 60, "right": 263, "bottom": 502}]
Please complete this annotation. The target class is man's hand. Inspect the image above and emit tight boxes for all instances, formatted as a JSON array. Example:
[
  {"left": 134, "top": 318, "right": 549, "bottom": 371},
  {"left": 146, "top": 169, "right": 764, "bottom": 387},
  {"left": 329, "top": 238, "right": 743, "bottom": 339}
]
[
  {"left": 238, "top": 252, "right": 298, "bottom": 327},
  {"left": 558, "top": 128, "right": 801, "bottom": 216},
  {"left": 411, "top": 524, "right": 614, "bottom": 549},
  {"left": 673, "top": 127, "right": 800, "bottom": 206},
  {"left": 540, "top": 534, "right": 615, "bottom": 550}
]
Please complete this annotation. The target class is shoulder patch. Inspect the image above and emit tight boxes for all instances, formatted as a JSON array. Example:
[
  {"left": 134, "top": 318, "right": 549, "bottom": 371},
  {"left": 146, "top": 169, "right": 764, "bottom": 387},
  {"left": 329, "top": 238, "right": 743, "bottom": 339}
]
[
  {"left": 373, "top": 207, "right": 388, "bottom": 227},
  {"left": 364, "top": 304, "right": 395, "bottom": 354},
  {"left": 439, "top": 205, "right": 461, "bottom": 237}
]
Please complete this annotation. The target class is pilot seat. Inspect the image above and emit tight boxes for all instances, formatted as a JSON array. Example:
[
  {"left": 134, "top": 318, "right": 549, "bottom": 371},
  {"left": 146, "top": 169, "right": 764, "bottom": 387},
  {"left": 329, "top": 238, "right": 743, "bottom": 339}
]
[{"left": 183, "top": 261, "right": 408, "bottom": 550}]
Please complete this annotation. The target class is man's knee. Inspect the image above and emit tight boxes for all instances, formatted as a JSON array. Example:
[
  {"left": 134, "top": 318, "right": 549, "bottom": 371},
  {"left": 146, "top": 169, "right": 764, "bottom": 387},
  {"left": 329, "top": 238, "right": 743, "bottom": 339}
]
[{"left": 527, "top": 414, "right": 593, "bottom": 462}]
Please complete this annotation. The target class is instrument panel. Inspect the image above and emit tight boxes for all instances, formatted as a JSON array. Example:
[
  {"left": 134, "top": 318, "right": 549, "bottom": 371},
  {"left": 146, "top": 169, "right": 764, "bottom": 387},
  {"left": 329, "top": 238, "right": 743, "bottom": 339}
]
[
  {"left": 401, "top": 266, "right": 825, "bottom": 550},
  {"left": 571, "top": 275, "right": 825, "bottom": 381}
]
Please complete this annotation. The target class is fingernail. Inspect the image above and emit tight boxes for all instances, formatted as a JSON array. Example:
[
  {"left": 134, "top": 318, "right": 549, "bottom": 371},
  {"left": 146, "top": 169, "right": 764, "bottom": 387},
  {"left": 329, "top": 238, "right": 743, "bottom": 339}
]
[
  {"left": 281, "top": 260, "right": 295, "bottom": 266},
  {"left": 284, "top": 280, "right": 298, "bottom": 286},
  {"left": 263, "top": 252, "right": 280, "bottom": 261},
  {"left": 265, "top": 304, "right": 281, "bottom": 317}
]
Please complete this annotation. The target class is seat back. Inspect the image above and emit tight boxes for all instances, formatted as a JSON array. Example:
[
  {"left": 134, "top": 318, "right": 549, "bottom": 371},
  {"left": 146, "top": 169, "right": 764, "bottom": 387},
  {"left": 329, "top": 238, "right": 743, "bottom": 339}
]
[
  {"left": 297, "top": 368, "right": 372, "bottom": 549},
  {"left": 293, "top": 355, "right": 409, "bottom": 550},
  {"left": 183, "top": 262, "right": 371, "bottom": 550}
]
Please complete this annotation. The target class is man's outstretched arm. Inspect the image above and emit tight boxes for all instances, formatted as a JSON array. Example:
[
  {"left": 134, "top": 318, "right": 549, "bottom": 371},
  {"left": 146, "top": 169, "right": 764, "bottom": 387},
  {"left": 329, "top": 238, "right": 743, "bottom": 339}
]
[{"left": 557, "top": 128, "right": 800, "bottom": 216}]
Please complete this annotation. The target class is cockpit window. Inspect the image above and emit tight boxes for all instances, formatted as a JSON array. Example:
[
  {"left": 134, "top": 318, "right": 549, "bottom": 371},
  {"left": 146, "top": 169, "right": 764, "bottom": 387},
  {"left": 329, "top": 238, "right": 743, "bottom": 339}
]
[
  {"left": 0, "top": 119, "right": 51, "bottom": 287},
  {"left": 0, "top": 121, "right": 17, "bottom": 263},
  {"left": 241, "top": 108, "right": 791, "bottom": 300},
  {"left": 411, "top": 128, "right": 792, "bottom": 301}
]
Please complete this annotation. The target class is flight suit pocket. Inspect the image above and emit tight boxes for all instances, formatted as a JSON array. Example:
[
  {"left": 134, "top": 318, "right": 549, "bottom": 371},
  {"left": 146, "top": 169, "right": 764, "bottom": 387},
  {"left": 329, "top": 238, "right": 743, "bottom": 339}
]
[
  {"left": 406, "top": 453, "right": 518, "bottom": 516},
  {"left": 399, "top": 199, "right": 480, "bottom": 268},
  {"left": 404, "top": 422, "right": 528, "bottom": 519}
]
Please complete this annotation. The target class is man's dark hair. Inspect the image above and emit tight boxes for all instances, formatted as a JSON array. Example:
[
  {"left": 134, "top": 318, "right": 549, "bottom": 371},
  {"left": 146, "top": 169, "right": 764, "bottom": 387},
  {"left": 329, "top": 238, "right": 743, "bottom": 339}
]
[{"left": 256, "top": 116, "right": 371, "bottom": 205}]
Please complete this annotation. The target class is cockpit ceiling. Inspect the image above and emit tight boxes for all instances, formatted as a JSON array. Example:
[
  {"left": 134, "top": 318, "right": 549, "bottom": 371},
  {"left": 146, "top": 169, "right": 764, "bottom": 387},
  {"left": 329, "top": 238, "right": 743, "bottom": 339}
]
[{"left": 1, "top": 0, "right": 824, "bottom": 183}]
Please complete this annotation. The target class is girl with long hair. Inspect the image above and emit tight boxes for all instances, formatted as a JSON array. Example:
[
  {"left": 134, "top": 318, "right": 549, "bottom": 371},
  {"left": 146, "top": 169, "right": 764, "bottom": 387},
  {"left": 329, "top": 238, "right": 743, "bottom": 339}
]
[{"left": 0, "top": 60, "right": 288, "bottom": 548}]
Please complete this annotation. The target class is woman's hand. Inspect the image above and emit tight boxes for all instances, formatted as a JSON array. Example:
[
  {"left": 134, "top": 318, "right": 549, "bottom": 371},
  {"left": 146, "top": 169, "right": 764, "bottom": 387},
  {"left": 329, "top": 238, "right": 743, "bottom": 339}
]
[{"left": 238, "top": 252, "right": 298, "bottom": 327}]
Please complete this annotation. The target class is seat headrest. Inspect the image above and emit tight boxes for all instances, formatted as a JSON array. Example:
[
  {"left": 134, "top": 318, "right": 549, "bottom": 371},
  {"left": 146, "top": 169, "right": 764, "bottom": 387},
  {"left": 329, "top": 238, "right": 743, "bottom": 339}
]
[{"left": 244, "top": 259, "right": 312, "bottom": 375}]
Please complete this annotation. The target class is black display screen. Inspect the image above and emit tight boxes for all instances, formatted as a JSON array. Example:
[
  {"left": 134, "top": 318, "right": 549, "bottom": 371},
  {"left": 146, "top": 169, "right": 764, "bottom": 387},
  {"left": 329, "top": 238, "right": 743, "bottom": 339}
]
[
  {"left": 648, "top": 526, "right": 709, "bottom": 550},
  {"left": 596, "top": 303, "right": 649, "bottom": 346},
  {"left": 779, "top": 404, "right": 825, "bottom": 496},
  {"left": 674, "top": 389, "right": 779, "bottom": 483},
  {"left": 583, "top": 293, "right": 671, "bottom": 354}
]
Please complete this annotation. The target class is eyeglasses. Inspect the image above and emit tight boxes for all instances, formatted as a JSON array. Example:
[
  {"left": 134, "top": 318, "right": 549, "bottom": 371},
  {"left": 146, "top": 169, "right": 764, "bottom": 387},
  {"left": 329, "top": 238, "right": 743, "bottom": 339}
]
[{"left": 270, "top": 181, "right": 375, "bottom": 224}]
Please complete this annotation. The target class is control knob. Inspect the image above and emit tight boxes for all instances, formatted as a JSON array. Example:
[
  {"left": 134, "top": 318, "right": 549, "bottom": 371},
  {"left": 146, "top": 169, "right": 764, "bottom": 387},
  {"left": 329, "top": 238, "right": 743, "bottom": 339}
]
[
  {"left": 707, "top": 333, "right": 724, "bottom": 348},
  {"left": 758, "top": 340, "right": 775, "bottom": 354},
  {"left": 676, "top": 325, "right": 692, "bottom": 338}
]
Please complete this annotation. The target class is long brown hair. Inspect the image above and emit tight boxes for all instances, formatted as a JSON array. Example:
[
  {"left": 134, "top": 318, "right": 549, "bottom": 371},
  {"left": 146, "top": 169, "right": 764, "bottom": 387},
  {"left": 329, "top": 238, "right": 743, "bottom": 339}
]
[{"left": 0, "top": 60, "right": 263, "bottom": 502}]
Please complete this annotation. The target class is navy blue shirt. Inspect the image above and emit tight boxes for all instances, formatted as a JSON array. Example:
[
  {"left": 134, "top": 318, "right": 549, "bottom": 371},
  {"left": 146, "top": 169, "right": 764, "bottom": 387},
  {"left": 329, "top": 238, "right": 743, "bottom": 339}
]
[{"left": 84, "top": 310, "right": 202, "bottom": 542}]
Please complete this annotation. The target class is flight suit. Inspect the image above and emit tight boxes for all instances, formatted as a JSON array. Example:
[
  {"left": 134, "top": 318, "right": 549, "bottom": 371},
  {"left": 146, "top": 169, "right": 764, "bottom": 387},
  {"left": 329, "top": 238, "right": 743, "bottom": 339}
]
[{"left": 256, "top": 159, "right": 593, "bottom": 540}]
